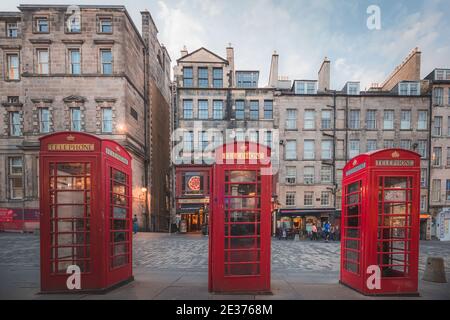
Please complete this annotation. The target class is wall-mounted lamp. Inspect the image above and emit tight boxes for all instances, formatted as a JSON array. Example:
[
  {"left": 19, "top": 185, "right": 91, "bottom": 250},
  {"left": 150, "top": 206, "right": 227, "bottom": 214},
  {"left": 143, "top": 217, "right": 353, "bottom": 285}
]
[{"left": 117, "top": 124, "right": 127, "bottom": 133}]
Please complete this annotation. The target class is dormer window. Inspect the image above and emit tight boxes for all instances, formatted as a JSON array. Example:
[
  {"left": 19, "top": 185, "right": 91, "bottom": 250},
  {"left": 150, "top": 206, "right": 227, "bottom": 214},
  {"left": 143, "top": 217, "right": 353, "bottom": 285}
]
[
  {"left": 236, "top": 71, "right": 259, "bottom": 88},
  {"left": 347, "top": 82, "right": 360, "bottom": 95},
  {"left": 435, "top": 69, "right": 450, "bottom": 81},
  {"left": 36, "top": 17, "right": 49, "bottom": 33},
  {"left": 294, "top": 81, "right": 317, "bottom": 94},
  {"left": 7, "top": 23, "right": 18, "bottom": 38},
  {"left": 398, "top": 82, "right": 420, "bottom": 96}
]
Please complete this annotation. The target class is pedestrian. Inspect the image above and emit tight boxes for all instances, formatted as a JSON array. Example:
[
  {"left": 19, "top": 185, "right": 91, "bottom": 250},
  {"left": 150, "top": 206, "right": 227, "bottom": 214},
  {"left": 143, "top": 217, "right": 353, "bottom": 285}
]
[
  {"left": 330, "top": 225, "right": 336, "bottom": 241},
  {"left": 324, "top": 221, "right": 331, "bottom": 242},
  {"left": 282, "top": 227, "right": 287, "bottom": 240},
  {"left": 133, "top": 214, "right": 138, "bottom": 234},
  {"left": 311, "top": 223, "right": 318, "bottom": 241},
  {"left": 335, "top": 225, "right": 340, "bottom": 241},
  {"left": 306, "top": 223, "right": 312, "bottom": 240}
]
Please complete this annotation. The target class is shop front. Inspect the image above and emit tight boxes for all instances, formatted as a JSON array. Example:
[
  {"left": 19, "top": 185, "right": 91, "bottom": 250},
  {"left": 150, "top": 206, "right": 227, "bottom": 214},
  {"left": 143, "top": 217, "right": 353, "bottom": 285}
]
[
  {"left": 175, "top": 166, "right": 211, "bottom": 233},
  {"left": 277, "top": 209, "right": 340, "bottom": 239},
  {"left": 437, "top": 208, "right": 450, "bottom": 241}
]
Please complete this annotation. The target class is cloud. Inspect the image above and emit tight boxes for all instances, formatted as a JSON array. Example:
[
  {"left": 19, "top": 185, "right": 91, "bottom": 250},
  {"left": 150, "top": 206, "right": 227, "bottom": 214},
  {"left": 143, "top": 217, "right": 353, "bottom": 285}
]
[
  {"left": 0, "top": 0, "right": 448, "bottom": 88},
  {"left": 156, "top": 1, "right": 206, "bottom": 58}
]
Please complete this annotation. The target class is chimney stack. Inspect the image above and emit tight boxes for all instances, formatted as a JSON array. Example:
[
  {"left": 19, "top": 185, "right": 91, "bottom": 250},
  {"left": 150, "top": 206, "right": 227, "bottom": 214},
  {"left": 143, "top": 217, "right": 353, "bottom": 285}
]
[
  {"left": 180, "top": 45, "right": 188, "bottom": 58},
  {"left": 268, "top": 51, "right": 279, "bottom": 88},
  {"left": 318, "top": 57, "right": 331, "bottom": 92},
  {"left": 226, "top": 44, "right": 235, "bottom": 87}
]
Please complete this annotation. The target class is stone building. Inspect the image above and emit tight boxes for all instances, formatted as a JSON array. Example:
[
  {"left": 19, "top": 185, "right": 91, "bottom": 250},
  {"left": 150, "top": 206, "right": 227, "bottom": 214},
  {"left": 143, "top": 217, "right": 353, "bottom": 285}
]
[
  {"left": 172, "top": 46, "right": 277, "bottom": 232},
  {"left": 0, "top": 4, "right": 171, "bottom": 232},
  {"left": 424, "top": 68, "right": 450, "bottom": 240},
  {"left": 275, "top": 49, "right": 432, "bottom": 238}
]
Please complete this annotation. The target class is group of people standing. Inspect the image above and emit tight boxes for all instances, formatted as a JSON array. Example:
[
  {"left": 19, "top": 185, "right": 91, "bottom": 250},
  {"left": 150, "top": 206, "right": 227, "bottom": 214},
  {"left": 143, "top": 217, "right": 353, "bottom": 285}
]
[
  {"left": 276, "top": 220, "right": 340, "bottom": 241},
  {"left": 307, "top": 221, "right": 340, "bottom": 242}
]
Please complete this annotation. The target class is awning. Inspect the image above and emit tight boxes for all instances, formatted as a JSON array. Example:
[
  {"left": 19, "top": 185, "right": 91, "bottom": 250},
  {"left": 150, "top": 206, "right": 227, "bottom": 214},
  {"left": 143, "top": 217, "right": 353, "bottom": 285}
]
[
  {"left": 278, "top": 208, "right": 340, "bottom": 217},
  {"left": 177, "top": 204, "right": 205, "bottom": 214}
]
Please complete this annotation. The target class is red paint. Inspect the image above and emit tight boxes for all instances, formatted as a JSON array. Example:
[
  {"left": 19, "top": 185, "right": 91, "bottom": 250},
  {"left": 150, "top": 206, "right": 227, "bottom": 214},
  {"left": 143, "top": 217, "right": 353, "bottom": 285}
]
[
  {"left": 209, "top": 142, "right": 272, "bottom": 293},
  {"left": 39, "top": 132, "right": 133, "bottom": 292},
  {"left": 340, "top": 149, "right": 420, "bottom": 296}
]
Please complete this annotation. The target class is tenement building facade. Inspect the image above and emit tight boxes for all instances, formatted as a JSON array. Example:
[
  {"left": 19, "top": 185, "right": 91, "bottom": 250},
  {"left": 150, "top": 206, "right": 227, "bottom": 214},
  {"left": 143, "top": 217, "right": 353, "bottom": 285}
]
[
  {"left": 425, "top": 68, "right": 450, "bottom": 240},
  {"left": 276, "top": 48, "right": 432, "bottom": 240},
  {"left": 172, "top": 46, "right": 277, "bottom": 233},
  {"left": 0, "top": 4, "right": 171, "bottom": 231}
]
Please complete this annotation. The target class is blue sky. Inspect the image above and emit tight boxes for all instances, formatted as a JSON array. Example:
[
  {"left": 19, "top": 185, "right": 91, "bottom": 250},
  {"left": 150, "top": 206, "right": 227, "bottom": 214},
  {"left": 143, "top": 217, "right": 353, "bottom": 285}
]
[{"left": 2, "top": 0, "right": 449, "bottom": 89}]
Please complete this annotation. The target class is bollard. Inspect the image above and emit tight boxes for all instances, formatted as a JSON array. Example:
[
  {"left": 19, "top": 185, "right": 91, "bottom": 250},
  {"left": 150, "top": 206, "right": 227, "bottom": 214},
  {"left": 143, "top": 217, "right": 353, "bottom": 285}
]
[{"left": 422, "top": 257, "right": 447, "bottom": 283}]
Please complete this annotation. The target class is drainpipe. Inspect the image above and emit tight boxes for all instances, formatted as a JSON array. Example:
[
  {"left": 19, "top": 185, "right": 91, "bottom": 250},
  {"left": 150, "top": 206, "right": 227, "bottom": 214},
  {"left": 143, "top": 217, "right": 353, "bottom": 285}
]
[
  {"left": 332, "top": 92, "right": 337, "bottom": 209},
  {"left": 345, "top": 96, "right": 349, "bottom": 161},
  {"left": 427, "top": 93, "right": 432, "bottom": 219},
  {"left": 143, "top": 46, "right": 150, "bottom": 232}
]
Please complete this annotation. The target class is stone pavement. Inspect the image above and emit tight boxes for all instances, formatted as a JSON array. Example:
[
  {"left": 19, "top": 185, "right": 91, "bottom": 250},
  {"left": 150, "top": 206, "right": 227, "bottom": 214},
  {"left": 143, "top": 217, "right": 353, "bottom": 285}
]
[{"left": 0, "top": 232, "right": 449, "bottom": 300}]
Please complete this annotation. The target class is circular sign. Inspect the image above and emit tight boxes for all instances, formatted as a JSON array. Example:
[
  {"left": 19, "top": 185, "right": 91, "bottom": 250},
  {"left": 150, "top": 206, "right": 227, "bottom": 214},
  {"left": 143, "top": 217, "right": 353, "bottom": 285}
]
[{"left": 187, "top": 176, "right": 201, "bottom": 192}]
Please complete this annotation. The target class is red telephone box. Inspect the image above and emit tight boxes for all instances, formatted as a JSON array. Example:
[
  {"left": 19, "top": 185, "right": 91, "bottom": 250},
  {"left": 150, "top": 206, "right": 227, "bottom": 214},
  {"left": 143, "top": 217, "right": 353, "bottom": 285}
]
[
  {"left": 39, "top": 132, "right": 133, "bottom": 292},
  {"left": 340, "top": 149, "right": 420, "bottom": 296},
  {"left": 209, "top": 142, "right": 272, "bottom": 293}
]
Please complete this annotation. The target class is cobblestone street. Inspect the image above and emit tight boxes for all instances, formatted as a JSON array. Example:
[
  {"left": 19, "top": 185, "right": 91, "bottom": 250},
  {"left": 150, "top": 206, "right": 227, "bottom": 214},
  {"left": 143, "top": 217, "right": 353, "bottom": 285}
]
[
  {"left": 0, "top": 232, "right": 449, "bottom": 299},
  {"left": 1, "top": 232, "right": 450, "bottom": 272}
]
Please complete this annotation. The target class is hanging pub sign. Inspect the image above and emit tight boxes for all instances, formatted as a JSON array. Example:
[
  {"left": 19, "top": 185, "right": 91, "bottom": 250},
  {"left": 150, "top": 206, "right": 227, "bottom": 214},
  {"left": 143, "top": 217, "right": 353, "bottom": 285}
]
[
  {"left": 184, "top": 173, "right": 203, "bottom": 195},
  {"left": 187, "top": 175, "right": 201, "bottom": 192}
]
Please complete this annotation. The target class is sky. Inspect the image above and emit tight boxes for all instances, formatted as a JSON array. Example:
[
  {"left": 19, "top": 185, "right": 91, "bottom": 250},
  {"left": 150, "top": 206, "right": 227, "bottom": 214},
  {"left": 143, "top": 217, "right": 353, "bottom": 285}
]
[{"left": 2, "top": 0, "right": 450, "bottom": 89}]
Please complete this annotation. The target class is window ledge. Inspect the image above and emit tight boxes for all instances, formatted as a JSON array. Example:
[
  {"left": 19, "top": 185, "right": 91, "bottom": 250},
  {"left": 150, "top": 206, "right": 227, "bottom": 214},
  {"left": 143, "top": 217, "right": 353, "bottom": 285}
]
[
  {"left": 62, "top": 39, "right": 85, "bottom": 44},
  {"left": 29, "top": 38, "right": 52, "bottom": 44},
  {"left": 93, "top": 39, "right": 115, "bottom": 45},
  {"left": 1, "top": 102, "right": 23, "bottom": 108}
]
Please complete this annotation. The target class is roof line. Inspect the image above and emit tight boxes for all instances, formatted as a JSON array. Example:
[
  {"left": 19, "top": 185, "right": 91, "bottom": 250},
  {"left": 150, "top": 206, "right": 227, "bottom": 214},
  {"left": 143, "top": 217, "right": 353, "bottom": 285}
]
[
  {"left": 17, "top": 4, "right": 145, "bottom": 47},
  {"left": 177, "top": 47, "right": 229, "bottom": 64}
]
